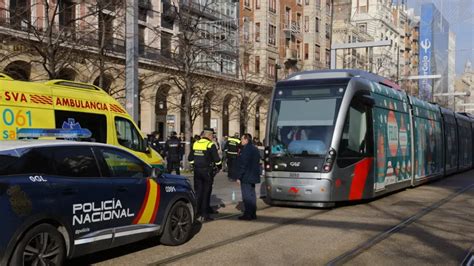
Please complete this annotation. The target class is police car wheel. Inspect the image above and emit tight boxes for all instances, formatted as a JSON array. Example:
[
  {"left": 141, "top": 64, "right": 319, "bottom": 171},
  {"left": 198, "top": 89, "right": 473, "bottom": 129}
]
[
  {"left": 10, "top": 224, "right": 66, "bottom": 266},
  {"left": 160, "top": 201, "right": 193, "bottom": 246}
]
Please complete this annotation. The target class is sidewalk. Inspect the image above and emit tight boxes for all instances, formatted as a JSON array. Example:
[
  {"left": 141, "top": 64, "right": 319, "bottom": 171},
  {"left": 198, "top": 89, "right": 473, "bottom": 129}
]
[{"left": 181, "top": 171, "right": 265, "bottom": 208}]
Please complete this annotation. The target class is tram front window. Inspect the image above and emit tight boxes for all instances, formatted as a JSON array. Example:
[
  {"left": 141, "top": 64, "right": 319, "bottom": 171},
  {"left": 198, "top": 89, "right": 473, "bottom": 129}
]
[{"left": 270, "top": 97, "right": 340, "bottom": 157}]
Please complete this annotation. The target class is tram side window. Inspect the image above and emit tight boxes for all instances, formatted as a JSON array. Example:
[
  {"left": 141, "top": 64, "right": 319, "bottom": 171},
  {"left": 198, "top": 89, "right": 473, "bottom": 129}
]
[{"left": 338, "top": 97, "right": 371, "bottom": 160}]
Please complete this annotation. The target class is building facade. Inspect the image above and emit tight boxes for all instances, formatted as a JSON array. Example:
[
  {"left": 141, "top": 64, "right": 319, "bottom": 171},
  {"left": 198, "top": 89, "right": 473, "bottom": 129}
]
[{"left": 0, "top": 0, "right": 271, "bottom": 142}]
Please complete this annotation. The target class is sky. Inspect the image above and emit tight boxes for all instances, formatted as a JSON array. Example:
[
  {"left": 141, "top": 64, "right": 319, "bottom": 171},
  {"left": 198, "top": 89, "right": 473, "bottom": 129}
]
[{"left": 407, "top": 0, "right": 474, "bottom": 74}]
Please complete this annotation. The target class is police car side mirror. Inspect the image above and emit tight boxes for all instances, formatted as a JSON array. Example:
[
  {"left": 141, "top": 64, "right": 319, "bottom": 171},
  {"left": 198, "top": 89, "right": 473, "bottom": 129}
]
[{"left": 151, "top": 167, "right": 162, "bottom": 179}]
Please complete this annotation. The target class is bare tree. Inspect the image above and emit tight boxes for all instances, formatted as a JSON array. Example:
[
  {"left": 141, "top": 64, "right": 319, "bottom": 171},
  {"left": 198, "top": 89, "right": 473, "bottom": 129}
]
[
  {"left": 0, "top": 0, "right": 103, "bottom": 80},
  {"left": 148, "top": 0, "right": 237, "bottom": 166}
]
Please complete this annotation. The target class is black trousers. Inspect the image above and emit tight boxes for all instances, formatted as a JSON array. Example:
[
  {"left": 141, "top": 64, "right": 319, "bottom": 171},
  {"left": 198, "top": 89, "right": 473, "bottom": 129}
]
[
  {"left": 166, "top": 160, "right": 181, "bottom": 175},
  {"left": 241, "top": 182, "right": 257, "bottom": 218},
  {"left": 226, "top": 157, "right": 236, "bottom": 179},
  {"left": 194, "top": 167, "right": 212, "bottom": 218}
]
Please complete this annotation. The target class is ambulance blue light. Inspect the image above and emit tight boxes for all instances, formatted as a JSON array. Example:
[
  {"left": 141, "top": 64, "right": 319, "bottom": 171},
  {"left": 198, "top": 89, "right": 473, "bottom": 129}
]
[{"left": 17, "top": 128, "right": 92, "bottom": 139}]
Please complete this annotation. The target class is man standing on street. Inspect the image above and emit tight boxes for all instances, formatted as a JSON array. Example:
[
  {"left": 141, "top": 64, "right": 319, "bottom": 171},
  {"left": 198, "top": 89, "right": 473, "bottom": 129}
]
[
  {"left": 188, "top": 128, "right": 222, "bottom": 221},
  {"left": 149, "top": 131, "right": 163, "bottom": 156},
  {"left": 164, "top": 131, "right": 183, "bottom": 175},
  {"left": 224, "top": 133, "right": 241, "bottom": 181},
  {"left": 237, "top": 133, "right": 261, "bottom": 220}
]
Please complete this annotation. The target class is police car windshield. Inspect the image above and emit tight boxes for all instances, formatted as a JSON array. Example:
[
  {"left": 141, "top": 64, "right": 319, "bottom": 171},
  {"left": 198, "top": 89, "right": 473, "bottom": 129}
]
[{"left": 269, "top": 84, "right": 345, "bottom": 157}]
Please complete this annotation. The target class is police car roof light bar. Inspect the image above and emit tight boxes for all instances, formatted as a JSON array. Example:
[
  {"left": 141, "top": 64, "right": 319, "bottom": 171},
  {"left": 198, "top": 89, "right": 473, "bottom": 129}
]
[{"left": 17, "top": 128, "right": 93, "bottom": 139}]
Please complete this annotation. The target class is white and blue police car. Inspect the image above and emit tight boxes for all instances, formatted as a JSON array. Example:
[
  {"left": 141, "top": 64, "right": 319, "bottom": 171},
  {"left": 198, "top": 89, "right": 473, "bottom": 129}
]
[{"left": 0, "top": 129, "right": 196, "bottom": 265}]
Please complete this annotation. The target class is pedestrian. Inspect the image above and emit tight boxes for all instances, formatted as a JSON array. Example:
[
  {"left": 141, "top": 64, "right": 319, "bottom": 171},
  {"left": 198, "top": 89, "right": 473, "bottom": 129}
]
[
  {"left": 149, "top": 131, "right": 163, "bottom": 155},
  {"left": 237, "top": 133, "right": 261, "bottom": 220},
  {"left": 221, "top": 136, "right": 228, "bottom": 171},
  {"left": 224, "top": 133, "right": 241, "bottom": 181},
  {"left": 188, "top": 128, "right": 222, "bottom": 221},
  {"left": 164, "top": 131, "right": 183, "bottom": 175}
]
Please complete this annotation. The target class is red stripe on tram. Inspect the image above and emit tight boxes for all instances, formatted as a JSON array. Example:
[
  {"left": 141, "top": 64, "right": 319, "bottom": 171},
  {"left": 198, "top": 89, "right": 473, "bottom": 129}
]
[{"left": 349, "top": 158, "right": 373, "bottom": 200}]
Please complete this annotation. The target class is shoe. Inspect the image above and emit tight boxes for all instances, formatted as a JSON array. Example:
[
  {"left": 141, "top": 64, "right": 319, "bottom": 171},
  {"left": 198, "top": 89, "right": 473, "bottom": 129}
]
[
  {"left": 238, "top": 215, "right": 252, "bottom": 221},
  {"left": 208, "top": 209, "right": 219, "bottom": 214},
  {"left": 251, "top": 214, "right": 257, "bottom": 220}
]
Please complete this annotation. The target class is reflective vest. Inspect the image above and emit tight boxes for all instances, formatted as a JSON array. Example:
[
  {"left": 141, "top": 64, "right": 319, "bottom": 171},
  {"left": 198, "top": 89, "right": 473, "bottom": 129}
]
[{"left": 226, "top": 137, "right": 241, "bottom": 157}]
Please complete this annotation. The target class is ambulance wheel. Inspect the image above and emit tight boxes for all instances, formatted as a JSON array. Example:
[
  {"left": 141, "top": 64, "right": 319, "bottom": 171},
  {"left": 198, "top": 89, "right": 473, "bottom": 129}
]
[
  {"left": 160, "top": 201, "right": 193, "bottom": 246},
  {"left": 10, "top": 224, "right": 66, "bottom": 266}
]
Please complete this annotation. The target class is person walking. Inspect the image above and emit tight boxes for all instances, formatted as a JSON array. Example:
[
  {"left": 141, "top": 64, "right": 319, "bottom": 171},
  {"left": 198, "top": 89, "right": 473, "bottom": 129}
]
[
  {"left": 188, "top": 128, "right": 222, "bottom": 221},
  {"left": 237, "top": 133, "right": 261, "bottom": 220},
  {"left": 224, "top": 133, "right": 241, "bottom": 181},
  {"left": 164, "top": 131, "right": 183, "bottom": 175}
]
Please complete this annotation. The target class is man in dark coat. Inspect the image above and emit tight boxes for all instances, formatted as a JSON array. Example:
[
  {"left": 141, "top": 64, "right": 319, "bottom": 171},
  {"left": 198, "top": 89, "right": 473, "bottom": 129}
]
[
  {"left": 236, "top": 133, "right": 261, "bottom": 220},
  {"left": 164, "top": 131, "right": 183, "bottom": 175}
]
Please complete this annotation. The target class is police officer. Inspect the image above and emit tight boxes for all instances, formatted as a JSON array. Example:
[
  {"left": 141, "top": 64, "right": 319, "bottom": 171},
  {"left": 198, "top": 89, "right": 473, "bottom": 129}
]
[
  {"left": 149, "top": 131, "right": 163, "bottom": 156},
  {"left": 188, "top": 128, "right": 222, "bottom": 221},
  {"left": 224, "top": 133, "right": 241, "bottom": 181},
  {"left": 164, "top": 131, "right": 183, "bottom": 175}
]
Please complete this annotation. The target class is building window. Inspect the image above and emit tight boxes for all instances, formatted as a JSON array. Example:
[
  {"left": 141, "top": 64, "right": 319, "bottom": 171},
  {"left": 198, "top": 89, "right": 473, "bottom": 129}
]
[
  {"left": 98, "top": 12, "right": 114, "bottom": 47},
  {"left": 138, "top": 7, "right": 147, "bottom": 22},
  {"left": 297, "top": 0, "right": 302, "bottom": 5},
  {"left": 285, "top": 7, "right": 291, "bottom": 26},
  {"left": 9, "top": 0, "right": 31, "bottom": 30},
  {"left": 316, "top": 0, "right": 321, "bottom": 8},
  {"left": 255, "top": 22, "right": 260, "bottom": 42},
  {"left": 255, "top": 56, "right": 260, "bottom": 74},
  {"left": 304, "top": 43, "right": 309, "bottom": 60},
  {"left": 305, "top": 0, "right": 309, "bottom": 5},
  {"left": 357, "top": 23, "right": 367, "bottom": 33},
  {"left": 267, "top": 58, "right": 275, "bottom": 78},
  {"left": 268, "top": 24, "right": 276, "bottom": 46},
  {"left": 326, "top": 1, "right": 331, "bottom": 15},
  {"left": 244, "top": 0, "right": 250, "bottom": 8},
  {"left": 296, "top": 41, "right": 301, "bottom": 59},
  {"left": 304, "top": 16, "right": 309, "bottom": 32},
  {"left": 161, "top": 32, "right": 172, "bottom": 58},
  {"left": 244, "top": 54, "right": 250, "bottom": 73},
  {"left": 326, "top": 49, "right": 331, "bottom": 68},
  {"left": 296, "top": 13, "right": 302, "bottom": 31},
  {"left": 315, "top": 44, "right": 320, "bottom": 61},
  {"left": 243, "top": 18, "right": 250, "bottom": 42},
  {"left": 138, "top": 25, "right": 146, "bottom": 55},
  {"left": 315, "top": 17, "right": 320, "bottom": 33},
  {"left": 59, "top": 0, "right": 75, "bottom": 34},
  {"left": 325, "top": 23, "right": 330, "bottom": 39},
  {"left": 256, "top": 0, "right": 260, "bottom": 9},
  {"left": 269, "top": 0, "right": 276, "bottom": 13}
]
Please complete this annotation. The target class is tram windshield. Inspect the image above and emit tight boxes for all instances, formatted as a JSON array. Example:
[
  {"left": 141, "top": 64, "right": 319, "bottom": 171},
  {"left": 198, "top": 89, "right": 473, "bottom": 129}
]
[{"left": 269, "top": 84, "right": 345, "bottom": 157}]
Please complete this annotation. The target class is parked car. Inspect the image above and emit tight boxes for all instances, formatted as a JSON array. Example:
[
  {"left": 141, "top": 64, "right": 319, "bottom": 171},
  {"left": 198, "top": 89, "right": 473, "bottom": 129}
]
[{"left": 0, "top": 138, "right": 196, "bottom": 265}]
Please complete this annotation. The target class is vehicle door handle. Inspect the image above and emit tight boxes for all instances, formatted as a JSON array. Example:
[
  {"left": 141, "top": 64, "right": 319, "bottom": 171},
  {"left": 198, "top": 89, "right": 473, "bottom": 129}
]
[
  {"left": 62, "top": 188, "right": 78, "bottom": 195},
  {"left": 117, "top": 186, "right": 128, "bottom": 192}
]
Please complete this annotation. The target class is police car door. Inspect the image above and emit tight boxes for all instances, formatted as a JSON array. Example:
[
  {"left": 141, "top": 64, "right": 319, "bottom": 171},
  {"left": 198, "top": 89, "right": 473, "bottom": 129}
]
[
  {"left": 94, "top": 146, "right": 160, "bottom": 247},
  {"left": 49, "top": 145, "right": 116, "bottom": 256}
]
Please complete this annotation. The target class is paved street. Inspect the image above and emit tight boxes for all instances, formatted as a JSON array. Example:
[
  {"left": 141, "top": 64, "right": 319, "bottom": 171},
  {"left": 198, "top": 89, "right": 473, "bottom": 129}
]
[{"left": 70, "top": 171, "right": 474, "bottom": 265}]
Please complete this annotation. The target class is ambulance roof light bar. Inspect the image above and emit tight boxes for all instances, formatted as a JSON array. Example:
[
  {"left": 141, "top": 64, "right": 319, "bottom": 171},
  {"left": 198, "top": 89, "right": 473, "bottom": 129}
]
[
  {"left": 44, "top": 80, "right": 102, "bottom": 91},
  {"left": 17, "top": 128, "right": 92, "bottom": 139}
]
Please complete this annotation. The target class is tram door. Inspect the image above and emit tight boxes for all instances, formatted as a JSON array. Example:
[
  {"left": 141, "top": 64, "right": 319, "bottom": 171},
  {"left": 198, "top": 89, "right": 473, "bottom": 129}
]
[{"left": 336, "top": 94, "right": 374, "bottom": 200}]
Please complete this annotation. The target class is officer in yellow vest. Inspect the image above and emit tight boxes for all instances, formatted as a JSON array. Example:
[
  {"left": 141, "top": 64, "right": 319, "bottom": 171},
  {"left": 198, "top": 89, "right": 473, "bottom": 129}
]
[
  {"left": 188, "top": 128, "right": 222, "bottom": 221},
  {"left": 225, "top": 133, "right": 241, "bottom": 181}
]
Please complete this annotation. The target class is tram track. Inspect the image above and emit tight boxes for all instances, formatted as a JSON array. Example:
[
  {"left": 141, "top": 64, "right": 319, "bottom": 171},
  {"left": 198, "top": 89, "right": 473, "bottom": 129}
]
[
  {"left": 149, "top": 207, "right": 331, "bottom": 265},
  {"left": 326, "top": 183, "right": 474, "bottom": 266}
]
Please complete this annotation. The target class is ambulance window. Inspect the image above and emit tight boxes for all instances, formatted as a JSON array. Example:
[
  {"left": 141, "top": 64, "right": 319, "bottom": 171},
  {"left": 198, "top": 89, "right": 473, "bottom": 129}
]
[
  {"left": 98, "top": 147, "right": 151, "bottom": 178},
  {"left": 115, "top": 117, "right": 145, "bottom": 152},
  {"left": 55, "top": 110, "right": 107, "bottom": 143},
  {"left": 52, "top": 146, "right": 101, "bottom": 178},
  {"left": 0, "top": 148, "right": 55, "bottom": 176}
]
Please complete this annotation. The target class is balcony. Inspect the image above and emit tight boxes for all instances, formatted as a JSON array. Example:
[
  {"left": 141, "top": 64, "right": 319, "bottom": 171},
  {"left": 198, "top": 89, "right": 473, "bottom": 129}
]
[
  {"left": 180, "top": 0, "right": 236, "bottom": 25},
  {"left": 283, "top": 21, "right": 301, "bottom": 39}
]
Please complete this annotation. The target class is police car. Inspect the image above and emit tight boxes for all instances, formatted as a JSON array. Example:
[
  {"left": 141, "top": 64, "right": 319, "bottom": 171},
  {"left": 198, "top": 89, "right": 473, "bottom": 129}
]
[{"left": 0, "top": 129, "right": 196, "bottom": 265}]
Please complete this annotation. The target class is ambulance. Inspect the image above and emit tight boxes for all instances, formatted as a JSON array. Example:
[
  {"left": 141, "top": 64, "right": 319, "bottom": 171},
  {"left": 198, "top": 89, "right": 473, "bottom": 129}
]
[{"left": 0, "top": 72, "right": 164, "bottom": 168}]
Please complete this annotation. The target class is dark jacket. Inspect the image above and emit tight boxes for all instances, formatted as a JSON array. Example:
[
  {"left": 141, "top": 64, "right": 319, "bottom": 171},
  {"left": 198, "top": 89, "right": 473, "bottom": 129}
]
[
  {"left": 164, "top": 136, "right": 183, "bottom": 162},
  {"left": 237, "top": 143, "right": 261, "bottom": 184},
  {"left": 188, "top": 137, "right": 222, "bottom": 169}
]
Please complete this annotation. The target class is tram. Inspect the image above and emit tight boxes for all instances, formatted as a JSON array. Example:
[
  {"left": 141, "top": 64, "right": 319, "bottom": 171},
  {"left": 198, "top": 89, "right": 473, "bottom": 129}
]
[{"left": 264, "top": 69, "right": 473, "bottom": 207}]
